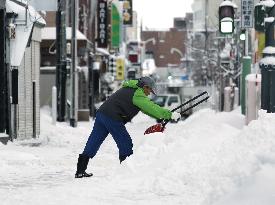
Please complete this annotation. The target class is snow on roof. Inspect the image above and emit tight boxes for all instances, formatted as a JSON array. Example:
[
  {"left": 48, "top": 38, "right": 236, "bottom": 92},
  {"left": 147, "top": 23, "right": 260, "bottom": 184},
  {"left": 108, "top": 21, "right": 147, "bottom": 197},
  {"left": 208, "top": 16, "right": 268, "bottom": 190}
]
[
  {"left": 259, "top": 0, "right": 275, "bottom": 8},
  {"left": 219, "top": 0, "right": 235, "bottom": 7},
  {"left": 40, "top": 66, "right": 56, "bottom": 70},
  {"left": 220, "top": 42, "right": 231, "bottom": 59},
  {"left": 7, "top": 0, "right": 46, "bottom": 67},
  {"left": 264, "top": 17, "right": 275, "bottom": 23},
  {"left": 96, "top": 47, "right": 110, "bottom": 56},
  {"left": 260, "top": 56, "right": 275, "bottom": 66},
  {"left": 246, "top": 74, "right": 262, "bottom": 82},
  {"left": 224, "top": 87, "right": 232, "bottom": 91},
  {"left": 263, "top": 46, "right": 275, "bottom": 54},
  {"left": 6, "top": 0, "right": 46, "bottom": 25},
  {"left": 0, "top": 133, "right": 9, "bottom": 137},
  {"left": 180, "top": 56, "right": 195, "bottom": 61},
  {"left": 41, "top": 27, "right": 87, "bottom": 40}
]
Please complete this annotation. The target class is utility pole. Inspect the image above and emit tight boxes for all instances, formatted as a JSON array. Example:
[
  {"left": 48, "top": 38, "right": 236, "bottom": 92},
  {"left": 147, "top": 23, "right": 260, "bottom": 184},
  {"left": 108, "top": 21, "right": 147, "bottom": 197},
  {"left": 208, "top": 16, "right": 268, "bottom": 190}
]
[
  {"left": 88, "top": 51, "right": 95, "bottom": 118},
  {"left": 0, "top": 0, "right": 7, "bottom": 133},
  {"left": 240, "top": 0, "right": 253, "bottom": 115},
  {"left": 217, "top": 38, "right": 223, "bottom": 111},
  {"left": 70, "top": 0, "right": 78, "bottom": 127},
  {"left": 204, "top": 0, "right": 209, "bottom": 86},
  {"left": 56, "top": 0, "right": 67, "bottom": 121},
  {"left": 204, "top": 0, "right": 208, "bottom": 52},
  {"left": 88, "top": 0, "right": 97, "bottom": 119},
  {"left": 260, "top": 1, "right": 275, "bottom": 113}
]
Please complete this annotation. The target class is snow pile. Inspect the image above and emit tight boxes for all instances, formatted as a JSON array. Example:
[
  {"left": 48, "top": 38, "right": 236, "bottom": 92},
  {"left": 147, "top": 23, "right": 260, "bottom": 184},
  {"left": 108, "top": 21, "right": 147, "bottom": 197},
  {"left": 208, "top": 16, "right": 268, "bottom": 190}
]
[
  {"left": 219, "top": 43, "right": 231, "bottom": 59},
  {"left": 1, "top": 108, "right": 275, "bottom": 205}
]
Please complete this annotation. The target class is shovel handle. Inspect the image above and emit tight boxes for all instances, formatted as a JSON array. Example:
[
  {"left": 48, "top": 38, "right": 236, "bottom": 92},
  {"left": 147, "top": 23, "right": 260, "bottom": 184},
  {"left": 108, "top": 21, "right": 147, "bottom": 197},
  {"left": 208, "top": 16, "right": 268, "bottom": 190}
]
[
  {"left": 161, "top": 93, "right": 210, "bottom": 128},
  {"left": 171, "top": 91, "right": 208, "bottom": 112}
]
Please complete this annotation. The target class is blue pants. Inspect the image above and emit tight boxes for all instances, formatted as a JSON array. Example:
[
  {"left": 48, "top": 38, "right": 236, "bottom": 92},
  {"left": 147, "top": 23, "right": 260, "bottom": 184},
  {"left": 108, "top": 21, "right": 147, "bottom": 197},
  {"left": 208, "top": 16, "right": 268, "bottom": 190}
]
[{"left": 82, "top": 112, "right": 133, "bottom": 160}]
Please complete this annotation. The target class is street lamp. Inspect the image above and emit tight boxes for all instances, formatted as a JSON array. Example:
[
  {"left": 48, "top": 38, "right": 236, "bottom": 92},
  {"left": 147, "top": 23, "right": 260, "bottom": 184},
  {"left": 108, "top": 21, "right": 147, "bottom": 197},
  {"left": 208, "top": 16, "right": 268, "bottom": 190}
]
[{"left": 239, "top": 30, "right": 246, "bottom": 41}]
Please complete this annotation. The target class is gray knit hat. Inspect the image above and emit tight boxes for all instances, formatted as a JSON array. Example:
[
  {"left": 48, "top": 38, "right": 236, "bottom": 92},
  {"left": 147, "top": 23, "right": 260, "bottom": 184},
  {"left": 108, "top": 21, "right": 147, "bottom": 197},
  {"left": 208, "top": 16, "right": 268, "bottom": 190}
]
[{"left": 137, "top": 76, "right": 156, "bottom": 94}]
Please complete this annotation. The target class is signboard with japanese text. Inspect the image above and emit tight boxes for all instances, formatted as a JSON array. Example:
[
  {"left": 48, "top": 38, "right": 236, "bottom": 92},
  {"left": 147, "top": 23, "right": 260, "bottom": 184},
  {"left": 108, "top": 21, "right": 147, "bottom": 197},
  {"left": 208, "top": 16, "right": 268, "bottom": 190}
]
[
  {"left": 116, "top": 58, "right": 125, "bottom": 80},
  {"left": 123, "top": 0, "right": 133, "bottom": 25},
  {"left": 241, "top": 0, "right": 254, "bottom": 28},
  {"left": 97, "top": 0, "right": 108, "bottom": 48}
]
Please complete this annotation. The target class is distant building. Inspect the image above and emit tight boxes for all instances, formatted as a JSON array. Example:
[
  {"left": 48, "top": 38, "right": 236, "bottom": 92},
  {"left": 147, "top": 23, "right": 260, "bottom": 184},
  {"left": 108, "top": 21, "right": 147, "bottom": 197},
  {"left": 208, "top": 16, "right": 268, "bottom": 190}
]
[
  {"left": 141, "top": 28, "right": 186, "bottom": 68},
  {"left": 140, "top": 12, "right": 195, "bottom": 70}
]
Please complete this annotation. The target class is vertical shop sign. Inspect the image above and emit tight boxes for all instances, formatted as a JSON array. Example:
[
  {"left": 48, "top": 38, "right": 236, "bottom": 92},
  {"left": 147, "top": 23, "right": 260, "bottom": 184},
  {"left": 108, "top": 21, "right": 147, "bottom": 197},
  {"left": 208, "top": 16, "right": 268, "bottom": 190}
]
[
  {"left": 116, "top": 58, "right": 125, "bottom": 80},
  {"left": 97, "top": 0, "right": 108, "bottom": 48}
]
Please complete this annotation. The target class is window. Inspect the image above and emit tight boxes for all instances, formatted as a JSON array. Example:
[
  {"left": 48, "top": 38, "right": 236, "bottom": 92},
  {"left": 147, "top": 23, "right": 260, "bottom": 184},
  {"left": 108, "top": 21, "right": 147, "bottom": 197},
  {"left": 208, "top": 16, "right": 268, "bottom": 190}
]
[
  {"left": 152, "top": 96, "right": 168, "bottom": 107},
  {"left": 168, "top": 96, "right": 179, "bottom": 106}
]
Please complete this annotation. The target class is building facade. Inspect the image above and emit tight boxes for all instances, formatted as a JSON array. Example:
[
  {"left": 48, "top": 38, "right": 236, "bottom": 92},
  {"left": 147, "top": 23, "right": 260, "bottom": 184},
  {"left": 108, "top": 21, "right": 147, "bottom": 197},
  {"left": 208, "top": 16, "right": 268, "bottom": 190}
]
[
  {"left": 0, "top": 0, "right": 45, "bottom": 142},
  {"left": 141, "top": 28, "right": 186, "bottom": 68}
]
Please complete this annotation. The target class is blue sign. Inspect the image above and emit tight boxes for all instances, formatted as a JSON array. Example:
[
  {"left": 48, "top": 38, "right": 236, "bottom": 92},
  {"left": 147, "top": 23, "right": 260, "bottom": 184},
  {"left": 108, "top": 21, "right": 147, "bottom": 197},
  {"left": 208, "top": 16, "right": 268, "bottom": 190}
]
[{"left": 181, "top": 75, "right": 189, "bottom": 81}]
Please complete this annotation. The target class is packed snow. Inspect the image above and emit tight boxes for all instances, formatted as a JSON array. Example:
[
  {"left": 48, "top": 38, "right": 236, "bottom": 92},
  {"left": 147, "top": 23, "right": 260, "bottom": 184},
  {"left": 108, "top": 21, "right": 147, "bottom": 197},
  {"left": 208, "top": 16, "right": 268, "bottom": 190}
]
[{"left": 1, "top": 107, "right": 275, "bottom": 205}]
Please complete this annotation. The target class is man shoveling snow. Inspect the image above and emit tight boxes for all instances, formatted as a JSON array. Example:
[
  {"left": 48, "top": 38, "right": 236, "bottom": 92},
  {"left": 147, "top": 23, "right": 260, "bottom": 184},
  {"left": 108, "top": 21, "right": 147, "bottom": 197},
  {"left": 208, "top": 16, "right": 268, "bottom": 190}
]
[{"left": 75, "top": 76, "right": 181, "bottom": 178}]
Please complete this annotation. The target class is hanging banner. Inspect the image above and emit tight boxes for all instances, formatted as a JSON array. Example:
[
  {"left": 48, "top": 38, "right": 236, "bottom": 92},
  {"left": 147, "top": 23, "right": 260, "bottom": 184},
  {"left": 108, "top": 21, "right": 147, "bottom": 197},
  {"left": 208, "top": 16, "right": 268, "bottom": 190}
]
[
  {"left": 116, "top": 58, "right": 125, "bottom": 80},
  {"left": 123, "top": 0, "right": 133, "bottom": 26},
  {"left": 97, "top": 0, "right": 108, "bottom": 48},
  {"left": 111, "top": 4, "right": 121, "bottom": 48}
]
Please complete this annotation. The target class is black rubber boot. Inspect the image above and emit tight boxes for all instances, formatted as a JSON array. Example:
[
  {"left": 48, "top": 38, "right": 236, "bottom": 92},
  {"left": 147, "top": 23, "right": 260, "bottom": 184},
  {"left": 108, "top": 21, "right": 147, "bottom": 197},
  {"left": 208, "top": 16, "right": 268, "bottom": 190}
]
[
  {"left": 119, "top": 155, "right": 127, "bottom": 164},
  {"left": 75, "top": 154, "right": 93, "bottom": 178}
]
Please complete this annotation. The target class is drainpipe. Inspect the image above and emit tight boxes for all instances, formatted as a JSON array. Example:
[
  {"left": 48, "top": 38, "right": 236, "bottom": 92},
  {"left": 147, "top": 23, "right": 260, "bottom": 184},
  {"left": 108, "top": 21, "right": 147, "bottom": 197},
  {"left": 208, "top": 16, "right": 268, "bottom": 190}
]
[
  {"left": 56, "top": 0, "right": 67, "bottom": 122},
  {"left": 70, "top": 0, "right": 78, "bottom": 127},
  {"left": 0, "top": 0, "right": 7, "bottom": 134}
]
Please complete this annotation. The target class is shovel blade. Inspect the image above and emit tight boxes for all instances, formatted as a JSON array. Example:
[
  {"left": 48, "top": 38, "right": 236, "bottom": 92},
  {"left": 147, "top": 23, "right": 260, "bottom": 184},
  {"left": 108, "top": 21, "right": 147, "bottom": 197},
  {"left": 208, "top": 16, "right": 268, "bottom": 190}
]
[{"left": 144, "top": 123, "right": 164, "bottom": 135}]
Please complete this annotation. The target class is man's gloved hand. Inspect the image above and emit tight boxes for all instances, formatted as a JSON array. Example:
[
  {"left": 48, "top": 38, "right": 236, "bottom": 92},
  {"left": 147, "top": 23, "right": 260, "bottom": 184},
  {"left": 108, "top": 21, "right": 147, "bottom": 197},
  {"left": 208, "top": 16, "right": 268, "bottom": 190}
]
[{"left": 171, "top": 112, "right": 181, "bottom": 121}]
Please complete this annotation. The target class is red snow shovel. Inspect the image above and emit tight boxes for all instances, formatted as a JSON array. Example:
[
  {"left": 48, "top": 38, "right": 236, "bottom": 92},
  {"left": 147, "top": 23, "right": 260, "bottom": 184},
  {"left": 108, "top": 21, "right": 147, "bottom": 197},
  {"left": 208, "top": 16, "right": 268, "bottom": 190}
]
[{"left": 144, "top": 91, "right": 209, "bottom": 135}]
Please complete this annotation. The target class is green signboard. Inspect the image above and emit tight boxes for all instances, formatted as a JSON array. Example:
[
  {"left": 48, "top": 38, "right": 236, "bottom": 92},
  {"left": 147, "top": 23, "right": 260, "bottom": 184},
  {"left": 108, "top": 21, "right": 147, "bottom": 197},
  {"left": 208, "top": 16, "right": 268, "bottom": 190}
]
[{"left": 111, "top": 4, "right": 121, "bottom": 48}]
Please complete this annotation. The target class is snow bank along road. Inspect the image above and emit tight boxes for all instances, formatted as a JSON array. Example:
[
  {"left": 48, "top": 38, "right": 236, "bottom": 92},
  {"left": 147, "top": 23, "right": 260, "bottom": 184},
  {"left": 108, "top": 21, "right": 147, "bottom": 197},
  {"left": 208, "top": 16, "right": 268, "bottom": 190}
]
[{"left": 1, "top": 108, "right": 275, "bottom": 205}]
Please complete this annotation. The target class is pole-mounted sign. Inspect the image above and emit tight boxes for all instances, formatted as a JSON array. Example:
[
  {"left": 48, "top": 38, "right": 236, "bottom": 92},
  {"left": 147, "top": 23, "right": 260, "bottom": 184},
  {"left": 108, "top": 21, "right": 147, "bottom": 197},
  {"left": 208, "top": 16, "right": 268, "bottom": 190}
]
[
  {"left": 241, "top": 0, "right": 254, "bottom": 28},
  {"left": 97, "top": 0, "right": 108, "bottom": 48}
]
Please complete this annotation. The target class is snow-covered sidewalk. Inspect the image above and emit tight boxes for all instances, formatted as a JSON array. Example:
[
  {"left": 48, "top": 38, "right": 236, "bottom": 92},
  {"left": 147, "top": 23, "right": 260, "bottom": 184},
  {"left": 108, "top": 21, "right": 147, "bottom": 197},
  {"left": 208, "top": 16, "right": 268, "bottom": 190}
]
[{"left": 1, "top": 108, "right": 275, "bottom": 205}]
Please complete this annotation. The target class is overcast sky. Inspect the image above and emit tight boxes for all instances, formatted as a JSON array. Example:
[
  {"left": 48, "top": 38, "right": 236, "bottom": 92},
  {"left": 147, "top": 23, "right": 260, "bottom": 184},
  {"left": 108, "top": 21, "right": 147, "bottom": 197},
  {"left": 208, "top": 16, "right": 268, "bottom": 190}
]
[{"left": 133, "top": 0, "right": 193, "bottom": 29}]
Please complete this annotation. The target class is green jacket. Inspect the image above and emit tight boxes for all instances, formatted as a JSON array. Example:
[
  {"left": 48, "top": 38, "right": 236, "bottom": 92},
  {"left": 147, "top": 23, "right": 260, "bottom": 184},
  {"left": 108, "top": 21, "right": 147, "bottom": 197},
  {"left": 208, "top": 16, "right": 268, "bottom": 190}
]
[
  {"left": 98, "top": 80, "right": 171, "bottom": 123},
  {"left": 123, "top": 80, "right": 172, "bottom": 120}
]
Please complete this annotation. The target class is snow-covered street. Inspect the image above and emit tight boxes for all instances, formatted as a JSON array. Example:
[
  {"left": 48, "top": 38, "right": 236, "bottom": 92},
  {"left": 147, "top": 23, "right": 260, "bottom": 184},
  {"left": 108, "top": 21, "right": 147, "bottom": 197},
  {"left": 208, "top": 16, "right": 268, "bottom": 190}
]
[{"left": 1, "top": 107, "right": 275, "bottom": 205}]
